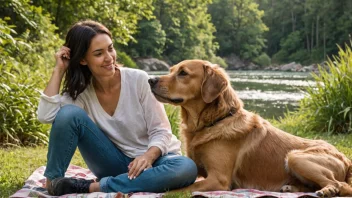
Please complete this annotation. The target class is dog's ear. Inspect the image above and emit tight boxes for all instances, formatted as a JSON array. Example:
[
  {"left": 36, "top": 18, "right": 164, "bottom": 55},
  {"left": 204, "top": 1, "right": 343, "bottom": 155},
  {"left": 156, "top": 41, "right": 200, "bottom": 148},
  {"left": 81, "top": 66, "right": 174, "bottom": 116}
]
[{"left": 201, "top": 63, "right": 228, "bottom": 103}]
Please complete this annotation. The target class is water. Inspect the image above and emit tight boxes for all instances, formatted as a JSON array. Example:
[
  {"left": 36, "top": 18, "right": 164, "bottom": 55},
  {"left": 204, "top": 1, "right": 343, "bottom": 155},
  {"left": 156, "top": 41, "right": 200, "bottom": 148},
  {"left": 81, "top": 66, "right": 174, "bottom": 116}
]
[
  {"left": 148, "top": 70, "right": 315, "bottom": 119},
  {"left": 227, "top": 71, "right": 314, "bottom": 119}
]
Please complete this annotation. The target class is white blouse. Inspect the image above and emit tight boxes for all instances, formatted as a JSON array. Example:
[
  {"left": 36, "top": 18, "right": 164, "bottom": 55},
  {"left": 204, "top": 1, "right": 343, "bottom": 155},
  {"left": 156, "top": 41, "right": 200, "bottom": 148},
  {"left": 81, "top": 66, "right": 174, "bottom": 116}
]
[{"left": 37, "top": 67, "right": 181, "bottom": 158}]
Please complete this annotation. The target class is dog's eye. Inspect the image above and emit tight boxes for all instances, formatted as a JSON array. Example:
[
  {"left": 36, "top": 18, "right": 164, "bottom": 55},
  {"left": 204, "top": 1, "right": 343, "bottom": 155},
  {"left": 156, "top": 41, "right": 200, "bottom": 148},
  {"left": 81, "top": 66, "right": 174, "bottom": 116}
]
[{"left": 178, "top": 70, "right": 188, "bottom": 76}]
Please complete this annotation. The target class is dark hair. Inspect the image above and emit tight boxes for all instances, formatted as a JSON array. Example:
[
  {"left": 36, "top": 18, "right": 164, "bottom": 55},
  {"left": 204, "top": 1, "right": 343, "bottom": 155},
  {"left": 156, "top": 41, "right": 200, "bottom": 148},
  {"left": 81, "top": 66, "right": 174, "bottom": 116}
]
[{"left": 62, "top": 20, "right": 112, "bottom": 100}]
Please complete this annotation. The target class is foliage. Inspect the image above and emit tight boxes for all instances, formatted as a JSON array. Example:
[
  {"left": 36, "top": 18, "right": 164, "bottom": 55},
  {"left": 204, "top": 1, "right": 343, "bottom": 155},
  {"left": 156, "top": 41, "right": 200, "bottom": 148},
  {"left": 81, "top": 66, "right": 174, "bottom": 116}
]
[
  {"left": 277, "top": 43, "right": 352, "bottom": 134},
  {"left": 164, "top": 104, "right": 181, "bottom": 139},
  {"left": 0, "top": 71, "right": 50, "bottom": 147},
  {"left": 32, "top": 0, "right": 154, "bottom": 45},
  {"left": 0, "top": 18, "right": 18, "bottom": 70},
  {"left": 210, "top": 56, "right": 228, "bottom": 68},
  {"left": 208, "top": 0, "right": 268, "bottom": 60},
  {"left": 257, "top": 0, "right": 352, "bottom": 64},
  {"left": 124, "top": 19, "right": 166, "bottom": 58},
  {"left": 0, "top": 13, "right": 52, "bottom": 146},
  {"left": 253, "top": 53, "right": 271, "bottom": 67},
  {"left": 273, "top": 31, "right": 302, "bottom": 63},
  {"left": 117, "top": 51, "right": 138, "bottom": 69},
  {"left": 272, "top": 31, "right": 310, "bottom": 64},
  {"left": 153, "top": 0, "right": 225, "bottom": 65},
  {"left": 0, "top": 0, "right": 61, "bottom": 85}
]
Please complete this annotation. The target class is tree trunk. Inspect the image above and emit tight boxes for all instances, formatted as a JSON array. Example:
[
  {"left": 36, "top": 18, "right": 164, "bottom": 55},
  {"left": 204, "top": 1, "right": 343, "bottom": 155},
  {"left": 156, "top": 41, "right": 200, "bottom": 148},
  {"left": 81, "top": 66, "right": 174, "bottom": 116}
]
[
  {"left": 304, "top": 4, "right": 310, "bottom": 53},
  {"left": 307, "top": 34, "right": 310, "bottom": 53},
  {"left": 311, "top": 22, "right": 314, "bottom": 50},
  {"left": 291, "top": 11, "right": 296, "bottom": 32},
  {"left": 316, "top": 15, "right": 319, "bottom": 48},
  {"left": 233, "top": 0, "right": 244, "bottom": 54},
  {"left": 323, "top": 22, "right": 326, "bottom": 61}
]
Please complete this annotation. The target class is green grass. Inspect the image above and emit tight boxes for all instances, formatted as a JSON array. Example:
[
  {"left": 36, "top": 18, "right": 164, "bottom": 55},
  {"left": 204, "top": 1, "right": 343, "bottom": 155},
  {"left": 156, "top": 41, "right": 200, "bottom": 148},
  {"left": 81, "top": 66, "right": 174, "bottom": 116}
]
[
  {"left": 0, "top": 146, "right": 86, "bottom": 197},
  {"left": 1, "top": 131, "right": 352, "bottom": 197}
]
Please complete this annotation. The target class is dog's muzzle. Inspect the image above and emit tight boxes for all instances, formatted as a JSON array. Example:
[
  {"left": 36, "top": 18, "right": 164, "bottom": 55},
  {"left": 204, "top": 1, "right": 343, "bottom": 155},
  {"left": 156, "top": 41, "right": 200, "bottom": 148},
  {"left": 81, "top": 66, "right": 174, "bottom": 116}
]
[
  {"left": 148, "top": 77, "right": 184, "bottom": 104},
  {"left": 148, "top": 77, "right": 160, "bottom": 88}
]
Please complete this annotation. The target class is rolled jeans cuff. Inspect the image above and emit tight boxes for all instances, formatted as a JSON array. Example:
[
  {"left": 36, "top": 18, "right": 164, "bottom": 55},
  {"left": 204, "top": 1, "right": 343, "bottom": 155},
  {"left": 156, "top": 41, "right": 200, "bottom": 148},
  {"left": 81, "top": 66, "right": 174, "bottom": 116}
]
[{"left": 99, "top": 176, "right": 110, "bottom": 192}]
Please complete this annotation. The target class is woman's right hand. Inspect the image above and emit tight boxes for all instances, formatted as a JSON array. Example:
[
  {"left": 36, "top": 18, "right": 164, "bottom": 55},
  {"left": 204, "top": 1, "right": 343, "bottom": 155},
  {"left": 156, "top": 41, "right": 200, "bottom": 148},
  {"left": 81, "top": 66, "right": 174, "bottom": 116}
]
[{"left": 54, "top": 46, "right": 70, "bottom": 72}]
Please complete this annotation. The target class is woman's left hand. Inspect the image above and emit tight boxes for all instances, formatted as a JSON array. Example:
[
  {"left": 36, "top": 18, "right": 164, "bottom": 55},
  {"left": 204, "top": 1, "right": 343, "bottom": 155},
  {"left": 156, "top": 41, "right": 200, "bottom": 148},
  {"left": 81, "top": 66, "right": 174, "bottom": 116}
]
[{"left": 127, "top": 146, "right": 161, "bottom": 179}]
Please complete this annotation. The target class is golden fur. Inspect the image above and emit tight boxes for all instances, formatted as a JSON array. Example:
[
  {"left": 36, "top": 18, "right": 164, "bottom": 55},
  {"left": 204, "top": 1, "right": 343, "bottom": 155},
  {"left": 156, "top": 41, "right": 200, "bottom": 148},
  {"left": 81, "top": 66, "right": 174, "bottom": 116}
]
[{"left": 148, "top": 59, "right": 352, "bottom": 197}]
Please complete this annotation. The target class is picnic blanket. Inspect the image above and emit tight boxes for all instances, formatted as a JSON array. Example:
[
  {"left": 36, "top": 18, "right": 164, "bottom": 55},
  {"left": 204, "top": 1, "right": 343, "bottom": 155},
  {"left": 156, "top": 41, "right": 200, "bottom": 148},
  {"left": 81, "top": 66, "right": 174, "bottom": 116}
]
[{"left": 10, "top": 165, "right": 319, "bottom": 198}]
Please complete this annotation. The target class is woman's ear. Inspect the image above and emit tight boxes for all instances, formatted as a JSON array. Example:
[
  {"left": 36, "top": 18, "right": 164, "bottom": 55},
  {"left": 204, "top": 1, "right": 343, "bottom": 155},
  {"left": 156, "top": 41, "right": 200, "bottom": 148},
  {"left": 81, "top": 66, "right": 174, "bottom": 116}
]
[{"left": 80, "top": 59, "right": 88, "bottom": 66}]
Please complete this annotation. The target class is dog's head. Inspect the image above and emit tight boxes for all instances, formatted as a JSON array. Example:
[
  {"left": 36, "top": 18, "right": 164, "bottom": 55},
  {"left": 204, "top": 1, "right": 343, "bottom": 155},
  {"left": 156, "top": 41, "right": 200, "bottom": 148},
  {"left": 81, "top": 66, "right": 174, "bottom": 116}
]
[{"left": 149, "top": 59, "right": 228, "bottom": 105}]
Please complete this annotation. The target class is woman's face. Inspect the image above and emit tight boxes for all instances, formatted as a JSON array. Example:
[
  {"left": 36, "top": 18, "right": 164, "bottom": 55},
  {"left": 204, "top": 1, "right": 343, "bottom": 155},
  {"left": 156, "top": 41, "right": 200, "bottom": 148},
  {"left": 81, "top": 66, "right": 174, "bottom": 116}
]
[{"left": 80, "top": 33, "right": 117, "bottom": 78}]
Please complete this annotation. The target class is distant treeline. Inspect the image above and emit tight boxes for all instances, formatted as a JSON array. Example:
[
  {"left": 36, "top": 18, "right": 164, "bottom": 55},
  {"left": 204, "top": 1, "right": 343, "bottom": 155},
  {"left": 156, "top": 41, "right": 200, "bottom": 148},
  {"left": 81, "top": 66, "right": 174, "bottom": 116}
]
[{"left": 1, "top": 0, "right": 352, "bottom": 69}]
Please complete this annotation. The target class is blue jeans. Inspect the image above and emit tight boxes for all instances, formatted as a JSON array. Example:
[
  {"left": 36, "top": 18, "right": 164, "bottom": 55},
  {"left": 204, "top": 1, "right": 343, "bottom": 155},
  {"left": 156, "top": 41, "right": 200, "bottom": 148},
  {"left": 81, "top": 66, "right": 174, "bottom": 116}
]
[{"left": 44, "top": 105, "right": 197, "bottom": 193}]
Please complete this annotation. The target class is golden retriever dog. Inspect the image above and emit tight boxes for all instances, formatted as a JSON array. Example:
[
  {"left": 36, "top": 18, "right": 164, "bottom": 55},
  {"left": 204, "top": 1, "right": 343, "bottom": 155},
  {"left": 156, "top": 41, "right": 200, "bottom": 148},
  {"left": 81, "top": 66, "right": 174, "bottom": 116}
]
[{"left": 148, "top": 59, "right": 352, "bottom": 197}]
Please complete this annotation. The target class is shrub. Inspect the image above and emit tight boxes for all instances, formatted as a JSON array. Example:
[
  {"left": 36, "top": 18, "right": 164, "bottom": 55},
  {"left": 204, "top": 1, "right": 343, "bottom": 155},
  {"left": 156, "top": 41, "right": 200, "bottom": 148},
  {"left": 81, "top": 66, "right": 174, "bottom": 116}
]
[
  {"left": 209, "top": 56, "right": 228, "bottom": 68},
  {"left": 117, "top": 51, "right": 138, "bottom": 69},
  {"left": 253, "top": 53, "right": 271, "bottom": 67},
  {"left": 272, "top": 49, "right": 289, "bottom": 64},
  {"left": 278, "top": 43, "right": 352, "bottom": 134},
  {"left": 0, "top": 71, "right": 49, "bottom": 146},
  {"left": 0, "top": 18, "right": 50, "bottom": 147}
]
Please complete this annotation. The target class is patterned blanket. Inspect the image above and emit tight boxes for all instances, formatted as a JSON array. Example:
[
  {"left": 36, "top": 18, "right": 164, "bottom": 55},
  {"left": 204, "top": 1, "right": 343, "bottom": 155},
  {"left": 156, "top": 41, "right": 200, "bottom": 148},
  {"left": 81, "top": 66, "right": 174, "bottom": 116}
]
[{"left": 10, "top": 165, "right": 318, "bottom": 198}]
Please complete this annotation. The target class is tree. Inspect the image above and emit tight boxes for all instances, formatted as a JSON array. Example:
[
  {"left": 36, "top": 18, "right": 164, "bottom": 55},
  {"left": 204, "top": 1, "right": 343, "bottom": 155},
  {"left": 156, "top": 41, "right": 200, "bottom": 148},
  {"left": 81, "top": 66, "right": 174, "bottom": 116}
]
[
  {"left": 257, "top": 0, "right": 352, "bottom": 64},
  {"left": 208, "top": 0, "right": 268, "bottom": 60},
  {"left": 31, "top": 0, "right": 154, "bottom": 45},
  {"left": 0, "top": 0, "right": 59, "bottom": 146},
  {"left": 123, "top": 19, "right": 166, "bottom": 58},
  {"left": 153, "top": 0, "right": 225, "bottom": 66},
  {"left": 0, "top": 0, "right": 60, "bottom": 75}
]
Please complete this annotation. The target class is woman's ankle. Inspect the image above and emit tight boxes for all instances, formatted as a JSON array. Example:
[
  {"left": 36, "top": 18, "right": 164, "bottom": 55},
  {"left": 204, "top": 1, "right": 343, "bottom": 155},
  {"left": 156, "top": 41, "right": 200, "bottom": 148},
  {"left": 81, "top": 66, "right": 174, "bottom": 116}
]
[
  {"left": 45, "top": 178, "right": 51, "bottom": 188},
  {"left": 89, "top": 182, "right": 100, "bottom": 192}
]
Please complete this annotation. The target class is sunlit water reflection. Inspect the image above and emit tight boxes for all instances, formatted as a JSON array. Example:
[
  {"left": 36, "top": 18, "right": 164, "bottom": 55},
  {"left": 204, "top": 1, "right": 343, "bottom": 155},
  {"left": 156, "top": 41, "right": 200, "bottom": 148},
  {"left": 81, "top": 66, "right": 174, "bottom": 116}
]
[{"left": 148, "top": 70, "right": 315, "bottom": 119}]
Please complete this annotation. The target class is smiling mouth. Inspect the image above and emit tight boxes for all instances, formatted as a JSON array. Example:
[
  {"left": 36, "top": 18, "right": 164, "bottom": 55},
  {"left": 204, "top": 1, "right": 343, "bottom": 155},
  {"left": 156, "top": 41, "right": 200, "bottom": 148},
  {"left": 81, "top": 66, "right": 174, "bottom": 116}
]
[{"left": 151, "top": 91, "right": 184, "bottom": 104}]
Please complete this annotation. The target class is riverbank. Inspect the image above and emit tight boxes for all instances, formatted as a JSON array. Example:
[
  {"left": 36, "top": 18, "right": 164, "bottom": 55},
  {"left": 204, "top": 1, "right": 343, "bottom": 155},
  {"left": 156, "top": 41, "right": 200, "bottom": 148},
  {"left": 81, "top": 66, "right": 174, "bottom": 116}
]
[{"left": 136, "top": 56, "right": 325, "bottom": 74}]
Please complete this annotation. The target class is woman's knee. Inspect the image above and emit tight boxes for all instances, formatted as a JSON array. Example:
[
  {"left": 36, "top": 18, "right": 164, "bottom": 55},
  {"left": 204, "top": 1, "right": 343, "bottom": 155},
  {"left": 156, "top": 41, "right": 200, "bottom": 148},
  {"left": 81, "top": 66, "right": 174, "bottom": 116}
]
[
  {"left": 174, "top": 156, "right": 198, "bottom": 182},
  {"left": 54, "top": 105, "right": 87, "bottom": 124}
]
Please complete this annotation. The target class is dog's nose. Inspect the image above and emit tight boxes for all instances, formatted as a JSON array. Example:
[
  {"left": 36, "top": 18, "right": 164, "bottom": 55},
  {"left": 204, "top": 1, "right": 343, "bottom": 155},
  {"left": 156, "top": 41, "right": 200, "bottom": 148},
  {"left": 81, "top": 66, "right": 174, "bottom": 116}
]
[{"left": 148, "top": 77, "right": 160, "bottom": 88}]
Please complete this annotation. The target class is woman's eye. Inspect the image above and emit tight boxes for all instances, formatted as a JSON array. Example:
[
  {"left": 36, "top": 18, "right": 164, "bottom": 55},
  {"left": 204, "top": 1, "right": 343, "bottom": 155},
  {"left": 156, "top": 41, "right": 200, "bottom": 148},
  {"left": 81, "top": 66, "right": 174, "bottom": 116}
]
[{"left": 178, "top": 70, "right": 188, "bottom": 76}]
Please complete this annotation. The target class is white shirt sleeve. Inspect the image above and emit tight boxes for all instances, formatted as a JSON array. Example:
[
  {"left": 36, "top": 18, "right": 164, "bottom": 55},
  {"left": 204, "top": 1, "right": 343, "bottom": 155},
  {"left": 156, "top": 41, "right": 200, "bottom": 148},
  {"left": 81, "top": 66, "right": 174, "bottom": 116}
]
[
  {"left": 37, "top": 92, "right": 84, "bottom": 124},
  {"left": 138, "top": 72, "right": 172, "bottom": 156}
]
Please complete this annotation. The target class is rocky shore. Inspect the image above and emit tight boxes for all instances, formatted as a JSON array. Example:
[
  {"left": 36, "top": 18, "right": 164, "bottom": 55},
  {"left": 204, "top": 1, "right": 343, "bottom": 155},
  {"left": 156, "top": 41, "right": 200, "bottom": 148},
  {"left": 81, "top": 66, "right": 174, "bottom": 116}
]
[{"left": 135, "top": 57, "right": 327, "bottom": 73}]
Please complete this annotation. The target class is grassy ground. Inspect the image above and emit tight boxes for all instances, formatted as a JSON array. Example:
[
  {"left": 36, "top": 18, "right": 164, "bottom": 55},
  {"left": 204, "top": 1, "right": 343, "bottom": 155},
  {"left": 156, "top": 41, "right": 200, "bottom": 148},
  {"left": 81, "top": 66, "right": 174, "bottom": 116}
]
[
  {"left": 0, "top": 147, "right": 87, "bottom": 197},
  {"left": 1, "top": 132, "right": 352, "bottom": 197}
]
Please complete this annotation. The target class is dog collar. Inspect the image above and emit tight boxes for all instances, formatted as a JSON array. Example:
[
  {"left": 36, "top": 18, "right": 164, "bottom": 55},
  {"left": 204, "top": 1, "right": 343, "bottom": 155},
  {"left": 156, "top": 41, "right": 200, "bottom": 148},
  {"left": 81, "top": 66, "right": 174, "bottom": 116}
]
[{"left": 204, "top": 107, "right": 237, "bottom": 128}]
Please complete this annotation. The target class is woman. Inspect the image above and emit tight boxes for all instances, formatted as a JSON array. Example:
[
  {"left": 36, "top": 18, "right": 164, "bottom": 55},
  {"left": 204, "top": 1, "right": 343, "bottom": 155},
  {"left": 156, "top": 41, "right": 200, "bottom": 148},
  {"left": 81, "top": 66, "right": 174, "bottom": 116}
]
[{"left": 37, "top": 20, "right": 197, "bottom": 196}]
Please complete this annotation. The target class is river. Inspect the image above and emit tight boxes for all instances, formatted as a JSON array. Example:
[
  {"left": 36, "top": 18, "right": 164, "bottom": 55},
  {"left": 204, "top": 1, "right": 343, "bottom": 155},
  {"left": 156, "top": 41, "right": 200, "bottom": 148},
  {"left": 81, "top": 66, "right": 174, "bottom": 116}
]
[{"left": 148, "top": 70, "right": 315, "bottom": 119}]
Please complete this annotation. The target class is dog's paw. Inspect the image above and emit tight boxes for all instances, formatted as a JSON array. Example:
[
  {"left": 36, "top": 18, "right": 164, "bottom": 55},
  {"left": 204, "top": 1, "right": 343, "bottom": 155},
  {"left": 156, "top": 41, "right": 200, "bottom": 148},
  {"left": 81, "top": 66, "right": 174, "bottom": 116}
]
[
  {"left": 316, "top": 185, "right": 339, "bottom": 197},
  {"left": 280, "top": 185, "right": 299, "bottom": 192}
]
